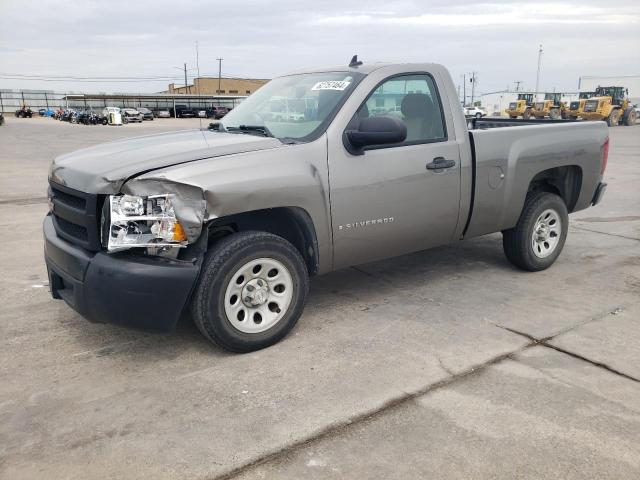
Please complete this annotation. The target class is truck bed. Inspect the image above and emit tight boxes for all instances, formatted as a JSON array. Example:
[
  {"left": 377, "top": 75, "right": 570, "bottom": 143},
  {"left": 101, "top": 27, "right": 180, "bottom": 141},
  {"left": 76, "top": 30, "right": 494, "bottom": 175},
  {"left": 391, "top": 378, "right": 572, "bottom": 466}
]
[{"left": 463, "top": 120, "right": 608, "bottom": 239}]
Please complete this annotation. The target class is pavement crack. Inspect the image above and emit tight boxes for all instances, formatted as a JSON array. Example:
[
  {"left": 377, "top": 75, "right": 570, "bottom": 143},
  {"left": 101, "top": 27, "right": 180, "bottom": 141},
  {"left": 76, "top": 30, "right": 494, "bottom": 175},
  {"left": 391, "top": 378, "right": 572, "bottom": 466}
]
[
  {"left": 541, "top": 343, "right": 640, "bottom": 383},
  {"left": 0, "top": 196, "right": 48, "bottom": 206},
  {"left": 570, "top": 225, "right": 640, "bottom": 242},
  {"left": 211, "top": 344, "right": 534, "bottom": 480},
  {"left": 492, "top": 321, "right": 640, "bottom": 384}
]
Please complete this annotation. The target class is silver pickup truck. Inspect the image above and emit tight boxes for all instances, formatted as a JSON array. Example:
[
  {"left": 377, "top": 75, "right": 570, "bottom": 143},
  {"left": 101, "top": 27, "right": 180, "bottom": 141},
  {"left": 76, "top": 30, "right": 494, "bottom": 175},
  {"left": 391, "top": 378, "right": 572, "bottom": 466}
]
[{"left": 45, "top": 59, "right": 609, "bottom": 352}]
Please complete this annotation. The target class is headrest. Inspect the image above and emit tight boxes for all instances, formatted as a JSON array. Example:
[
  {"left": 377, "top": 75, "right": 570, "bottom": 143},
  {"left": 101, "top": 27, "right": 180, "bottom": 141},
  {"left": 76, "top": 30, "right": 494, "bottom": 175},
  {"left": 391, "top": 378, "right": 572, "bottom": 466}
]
[{"left": 401, "top": 93, "right": 434, "bottom": 119}]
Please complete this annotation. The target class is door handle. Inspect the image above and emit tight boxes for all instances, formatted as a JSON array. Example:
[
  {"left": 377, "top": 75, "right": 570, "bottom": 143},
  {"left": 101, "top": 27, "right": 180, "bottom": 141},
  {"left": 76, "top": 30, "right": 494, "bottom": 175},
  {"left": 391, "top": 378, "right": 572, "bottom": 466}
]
[{"left": 426, "top": 157, "right": 456, "bottom": 170}]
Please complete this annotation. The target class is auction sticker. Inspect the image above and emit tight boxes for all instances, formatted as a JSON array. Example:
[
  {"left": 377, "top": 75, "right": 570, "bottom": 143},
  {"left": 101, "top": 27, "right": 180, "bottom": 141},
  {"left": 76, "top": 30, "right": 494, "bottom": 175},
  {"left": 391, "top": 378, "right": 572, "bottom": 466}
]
[{"left": 311, "top": 80, "right": 351, "bottom": 91}]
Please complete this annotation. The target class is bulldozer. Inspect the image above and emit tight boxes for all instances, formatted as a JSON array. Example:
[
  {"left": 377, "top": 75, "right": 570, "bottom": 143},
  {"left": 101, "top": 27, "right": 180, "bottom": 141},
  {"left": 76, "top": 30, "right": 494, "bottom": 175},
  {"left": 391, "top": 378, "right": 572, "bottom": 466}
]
[
  {"left": 581, "top": 86, "right": 636, "bottom": 126},
  {"left": 532, "top": 93, "right": 568, "bottom": 120},
  {"left": 505, "top": 93, "right": 534, "bottom": 119},
  {"left": 566, "top": 91, "right": 595, "bottom": 120}
]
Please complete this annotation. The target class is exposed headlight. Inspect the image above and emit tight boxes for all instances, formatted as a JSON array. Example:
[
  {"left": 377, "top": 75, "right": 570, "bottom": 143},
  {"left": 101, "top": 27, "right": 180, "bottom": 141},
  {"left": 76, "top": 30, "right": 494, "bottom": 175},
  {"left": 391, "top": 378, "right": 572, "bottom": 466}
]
[{"left": 105, "top": 194, "right": 188, "bottom": 252}]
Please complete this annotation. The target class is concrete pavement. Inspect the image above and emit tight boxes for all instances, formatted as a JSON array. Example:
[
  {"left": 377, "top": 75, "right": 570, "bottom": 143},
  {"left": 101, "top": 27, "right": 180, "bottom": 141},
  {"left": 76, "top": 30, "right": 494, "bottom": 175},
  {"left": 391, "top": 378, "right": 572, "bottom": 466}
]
[{"left": 0, "top": 117, "right": 638, "bottom": 479}]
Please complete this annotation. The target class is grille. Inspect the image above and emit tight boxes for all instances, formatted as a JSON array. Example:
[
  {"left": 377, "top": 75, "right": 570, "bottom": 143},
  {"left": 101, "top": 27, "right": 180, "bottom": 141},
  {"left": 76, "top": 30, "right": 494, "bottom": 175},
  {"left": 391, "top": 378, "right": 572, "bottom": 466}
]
[
  {"left": 584, "top": 101, "right": 598, "bottom": 113},
  {"left": 508, "top": 103, "right": 517, "bottom": 110},
  {"left": 49, "top": 181, "right": 103, "bottom": 251},
  {"left": 535, "top": 102, "right": 544, "bottom": 110}
]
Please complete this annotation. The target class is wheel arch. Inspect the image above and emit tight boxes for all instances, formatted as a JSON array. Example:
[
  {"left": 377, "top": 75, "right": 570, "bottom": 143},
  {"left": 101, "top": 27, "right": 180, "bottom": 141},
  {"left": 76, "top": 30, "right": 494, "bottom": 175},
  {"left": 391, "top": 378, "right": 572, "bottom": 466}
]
[
  {"left": 205, "top": 207, "right": 320, "bottom": 276},
  {"left": 527, "top": 165, "right": 583, "bottom": 213}
]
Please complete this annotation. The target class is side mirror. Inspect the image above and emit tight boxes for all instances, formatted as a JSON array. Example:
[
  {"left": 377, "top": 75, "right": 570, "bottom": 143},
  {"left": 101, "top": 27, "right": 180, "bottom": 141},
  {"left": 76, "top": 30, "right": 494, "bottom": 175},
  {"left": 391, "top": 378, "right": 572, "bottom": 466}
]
[{"left": 344, "top": 116, "right": 407, "bottom": 155}]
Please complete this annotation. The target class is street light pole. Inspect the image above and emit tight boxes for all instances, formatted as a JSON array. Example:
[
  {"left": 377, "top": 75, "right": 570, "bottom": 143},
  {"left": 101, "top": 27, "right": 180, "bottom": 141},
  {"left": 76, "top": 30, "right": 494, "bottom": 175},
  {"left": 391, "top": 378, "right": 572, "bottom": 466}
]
[
  {"left": 216, "top": 58, "right": 223, "bottom": 94},
  {"left": 535, "top": 44, "right": 543, "bottom": 100}
]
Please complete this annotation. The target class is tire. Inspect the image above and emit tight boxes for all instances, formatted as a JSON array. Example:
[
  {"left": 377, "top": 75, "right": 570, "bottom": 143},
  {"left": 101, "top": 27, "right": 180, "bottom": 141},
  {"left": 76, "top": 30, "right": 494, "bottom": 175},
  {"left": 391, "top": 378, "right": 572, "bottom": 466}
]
[
  {"left": 549, "top": 108, "right": 561, "bottom": 120},
  {"left": 122, "top": 117, "right": 128, "bottom": 124},
  {"left": 622, "top": 107, "right": 637, "bottom": 126},
  {"left": 502, "top": 192, "right": 569, "bottom": 272},
  {"left": 509, "top": 115, "right": 517, "bottom": 119},
  {"left": 522, "top": 108, "right": 532, "bottom": 120},
  {"left": 475, "top": 112, "right": 482, "bottom": 119},
  {"left": 606, "top": 109, "right": 620, "bottom": 127},
  {"left": 570, "top": 116, "right": 578, "bottom": 120},
  {"left": 190, "top": 231, "right": 309, "bottom": 352}
]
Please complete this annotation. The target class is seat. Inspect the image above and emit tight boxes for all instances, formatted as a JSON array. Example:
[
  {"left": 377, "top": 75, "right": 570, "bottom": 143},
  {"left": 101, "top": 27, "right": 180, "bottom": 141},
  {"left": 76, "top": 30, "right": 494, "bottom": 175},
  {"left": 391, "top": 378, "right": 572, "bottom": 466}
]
[{"left": 400, "top": 93, "right": 441, "bottom": 142}]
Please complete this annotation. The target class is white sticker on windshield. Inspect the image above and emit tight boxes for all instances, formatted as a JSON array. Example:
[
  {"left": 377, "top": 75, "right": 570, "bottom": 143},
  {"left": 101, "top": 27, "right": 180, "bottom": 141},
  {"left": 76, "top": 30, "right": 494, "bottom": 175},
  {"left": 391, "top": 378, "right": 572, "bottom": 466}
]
[{"left": 311, "top": 80, "right": 351, "bottom": 91}]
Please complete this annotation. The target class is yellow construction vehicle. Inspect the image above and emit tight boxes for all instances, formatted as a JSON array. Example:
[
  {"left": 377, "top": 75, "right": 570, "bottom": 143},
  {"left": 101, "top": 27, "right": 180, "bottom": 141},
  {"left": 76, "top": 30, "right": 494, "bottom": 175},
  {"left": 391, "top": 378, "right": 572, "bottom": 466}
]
[
  {"left": 505, "top": 93, "right": 534, "bottom": 119},
  {"left": 581, "top": 86, "right": 636, "bottom": 126},
  {"left": 532, "top": 93, "right": 568, "bottom": 120},
  {"left": 566, "top": 91, "right": 595, "bottom": 120}
]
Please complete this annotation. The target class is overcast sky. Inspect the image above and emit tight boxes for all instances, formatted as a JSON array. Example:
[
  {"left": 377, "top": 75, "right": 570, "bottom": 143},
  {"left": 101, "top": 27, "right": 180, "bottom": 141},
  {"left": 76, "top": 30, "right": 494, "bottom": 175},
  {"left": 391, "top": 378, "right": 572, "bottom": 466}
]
[{"left": 1, "top": 0, "right": 638, "bottom": 95}]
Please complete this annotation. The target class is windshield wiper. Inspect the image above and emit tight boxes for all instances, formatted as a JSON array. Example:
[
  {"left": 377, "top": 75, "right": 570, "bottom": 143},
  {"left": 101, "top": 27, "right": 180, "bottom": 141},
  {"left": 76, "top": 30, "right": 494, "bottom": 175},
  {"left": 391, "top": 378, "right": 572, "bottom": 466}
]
[{"left": 225, "top": 124, "right": 274, "bottom": 137}]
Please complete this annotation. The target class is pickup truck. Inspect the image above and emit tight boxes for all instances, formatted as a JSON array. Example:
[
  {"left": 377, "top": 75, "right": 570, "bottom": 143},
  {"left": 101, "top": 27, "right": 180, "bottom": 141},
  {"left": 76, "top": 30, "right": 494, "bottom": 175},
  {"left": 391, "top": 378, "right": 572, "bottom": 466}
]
[{"left": 45, "top": 59, "right": 609, "bottom": 352}]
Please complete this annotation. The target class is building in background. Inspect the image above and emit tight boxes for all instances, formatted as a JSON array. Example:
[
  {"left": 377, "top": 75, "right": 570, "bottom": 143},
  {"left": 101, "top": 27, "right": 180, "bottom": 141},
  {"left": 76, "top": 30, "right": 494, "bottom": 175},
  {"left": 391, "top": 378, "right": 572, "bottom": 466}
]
[
  {"left": 166, "top": 77, "right": 269, "bottom": 96},
  {"left": 579, "top": 74, "right": 640, "bottom": 103}
]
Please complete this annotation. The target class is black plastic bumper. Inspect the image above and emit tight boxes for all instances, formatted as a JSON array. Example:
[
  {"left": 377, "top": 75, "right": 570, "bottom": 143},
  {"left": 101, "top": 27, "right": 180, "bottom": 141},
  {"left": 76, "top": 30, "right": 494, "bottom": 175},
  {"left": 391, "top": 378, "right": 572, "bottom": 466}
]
[
  {"left": 592, "top": 182, "right": 607, "bottom": 206},
  {"left": 43, "top": 215, "right": 201, "bottom": 331}
]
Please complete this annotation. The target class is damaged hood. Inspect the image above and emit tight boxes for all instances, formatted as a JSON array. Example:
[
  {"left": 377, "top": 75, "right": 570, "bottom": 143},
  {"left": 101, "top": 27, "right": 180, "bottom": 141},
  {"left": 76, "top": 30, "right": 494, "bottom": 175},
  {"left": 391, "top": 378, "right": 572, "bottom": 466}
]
[{"left": 49, "top": 129, "right": 283, "bottom": 193}]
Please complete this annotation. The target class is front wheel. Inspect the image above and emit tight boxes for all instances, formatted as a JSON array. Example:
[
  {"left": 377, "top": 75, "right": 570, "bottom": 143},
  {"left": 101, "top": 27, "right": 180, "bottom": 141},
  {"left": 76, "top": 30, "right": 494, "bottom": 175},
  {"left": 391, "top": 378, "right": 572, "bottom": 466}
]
[
  {"left": 522, "top": 108, "right": 532, "bottom": 120},
  {"left": 606, "top": 109, "right": 620, "bottom": 127},
  {"left": 190, "top": 231, "right": 309, "bottom": 352},
  {"left": 502, "top": 192, "right": 568, "bottom": 271}
]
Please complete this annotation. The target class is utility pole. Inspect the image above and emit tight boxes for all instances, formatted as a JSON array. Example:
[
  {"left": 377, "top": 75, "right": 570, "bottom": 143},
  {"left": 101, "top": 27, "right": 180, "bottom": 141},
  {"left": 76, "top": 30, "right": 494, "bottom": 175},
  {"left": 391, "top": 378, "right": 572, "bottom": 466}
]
[
  {"left": 535, "top": 44, "right": 543, "bottom": 100},
  {"left": 183, "top": 63, "right": 188, "bottom": 90},
  {"left": 216, "top": 58, "right": 223, "bottom": 94},
  {"left": 462, "top": 73, "right": 466, "bottom": 106},
  {"left": 514, "top": 80, "right": 522, "bottom": 92},
  {"left": 470, "top": 72, "right": 477, "bottom": 106}
]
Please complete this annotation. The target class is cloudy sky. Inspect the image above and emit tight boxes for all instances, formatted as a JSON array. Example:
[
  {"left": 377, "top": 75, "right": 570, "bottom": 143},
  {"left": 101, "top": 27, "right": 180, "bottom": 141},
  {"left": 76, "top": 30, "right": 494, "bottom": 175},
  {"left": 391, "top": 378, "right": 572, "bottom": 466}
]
[{"left": 0, "top": 0, "right": 638, "bottom": 95}]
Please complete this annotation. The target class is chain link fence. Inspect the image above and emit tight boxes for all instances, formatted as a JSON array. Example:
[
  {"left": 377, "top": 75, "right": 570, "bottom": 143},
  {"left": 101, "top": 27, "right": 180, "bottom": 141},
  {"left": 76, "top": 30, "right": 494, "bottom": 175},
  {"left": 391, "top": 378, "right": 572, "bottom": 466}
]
[{"left": 0, "top": 89, "right": 244, "bottom": 114}]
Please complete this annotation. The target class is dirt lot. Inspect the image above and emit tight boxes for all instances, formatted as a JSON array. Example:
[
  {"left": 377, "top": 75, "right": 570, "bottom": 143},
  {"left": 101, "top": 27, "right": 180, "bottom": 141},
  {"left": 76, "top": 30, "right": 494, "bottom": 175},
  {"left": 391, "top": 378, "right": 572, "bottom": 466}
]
[{"left": 1, "top": 117, "right": 639, "bottom": 479}]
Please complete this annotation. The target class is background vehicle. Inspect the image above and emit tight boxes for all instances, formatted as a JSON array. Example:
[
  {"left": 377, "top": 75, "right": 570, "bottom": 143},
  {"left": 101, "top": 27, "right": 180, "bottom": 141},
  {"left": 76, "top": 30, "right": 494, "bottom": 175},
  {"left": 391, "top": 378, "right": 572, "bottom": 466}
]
[
  {"left": 153, "top": 108, "right": 171, "bottom": 118},
  {"left": 505, "top": 93, "right": 534, "bottom": 119},
  {"left": 170, "top": 105, "right": 196, "bottom": 118},
  {"left": 566, "top": 91, "right": 595, "bottom": 119},
  {"left": 101, "top": 106, "right": 122, "bottom": 125},
  {"left": 463, "top": 106, "right": 486, "bottom": 118},
  {"left": 206, "top": 106, "right": 230, "bottom": 119},
  {"left": 581, "top": 86, "right": 636, "bottom": 126},
  {"left": 121, "top": 108, "right": 144, "bottom": 123},
  {"left": 136, "top": 107, "right": 154, "bottom": 121},
  {"left": 45, "top": 61, "right": 608, "bottom": 353},
  {"left": 15, "top": 107, "right": 33, "bottom": 118},
  {"left": 532, "top": 93, "right": 568, "bottom": 120}
]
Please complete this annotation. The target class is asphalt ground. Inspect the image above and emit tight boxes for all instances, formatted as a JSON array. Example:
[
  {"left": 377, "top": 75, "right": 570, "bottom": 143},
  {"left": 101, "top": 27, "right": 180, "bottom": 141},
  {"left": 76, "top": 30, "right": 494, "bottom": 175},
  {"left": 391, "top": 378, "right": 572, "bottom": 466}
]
[{"left": 0, "top": 116, "right": 639, "bottom": 479}]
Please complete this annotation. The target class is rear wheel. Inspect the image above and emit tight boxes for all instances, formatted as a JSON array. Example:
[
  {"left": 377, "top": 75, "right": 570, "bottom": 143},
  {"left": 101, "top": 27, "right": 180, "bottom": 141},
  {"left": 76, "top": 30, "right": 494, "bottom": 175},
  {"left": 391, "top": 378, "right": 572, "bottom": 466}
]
[
  {"left": 622, "top": 107, "right": 637, "bottom": 126},
  {"left": 522, "top": 108, "right": 532, "bottom": 120},
  {"left": 549, "top": 108, "right": 561, "bottom": 120},
  {"left": 502, "top": 192, "right": 568, "bottom": 271},
  {"left": 606, "top": 109, "right": 620, "bottom": 127},
  {"left": 190, "top": 231, "right": 309, "bottom": 352}
]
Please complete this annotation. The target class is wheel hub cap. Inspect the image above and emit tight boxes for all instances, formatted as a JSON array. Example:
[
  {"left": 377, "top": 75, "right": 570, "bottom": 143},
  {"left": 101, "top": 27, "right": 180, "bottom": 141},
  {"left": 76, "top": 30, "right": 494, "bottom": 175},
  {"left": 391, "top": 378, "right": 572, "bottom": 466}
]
[
  {"left": 531, "top": 208, "right": 561, "bottom": 258},
  {"left": 242, "top": 279, "right": 269, "bottom": 307},
  {"left": 224, "top": 257, "right": 294, "bottom": 334}
]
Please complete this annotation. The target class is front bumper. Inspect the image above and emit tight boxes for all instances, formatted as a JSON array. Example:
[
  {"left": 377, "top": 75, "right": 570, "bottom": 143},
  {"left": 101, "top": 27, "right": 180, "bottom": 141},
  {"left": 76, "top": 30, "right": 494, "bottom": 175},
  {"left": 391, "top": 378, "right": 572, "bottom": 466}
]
[{"left": 43, "top": 215, "right": 201, "bottom": 331}]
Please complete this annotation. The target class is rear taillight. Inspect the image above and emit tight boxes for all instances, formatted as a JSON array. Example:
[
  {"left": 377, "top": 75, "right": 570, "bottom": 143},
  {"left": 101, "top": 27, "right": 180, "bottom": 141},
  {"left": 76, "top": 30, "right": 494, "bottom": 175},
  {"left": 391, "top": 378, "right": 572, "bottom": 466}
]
[{"left": 601, "top": 137, "right": 609, "bottom": 175}]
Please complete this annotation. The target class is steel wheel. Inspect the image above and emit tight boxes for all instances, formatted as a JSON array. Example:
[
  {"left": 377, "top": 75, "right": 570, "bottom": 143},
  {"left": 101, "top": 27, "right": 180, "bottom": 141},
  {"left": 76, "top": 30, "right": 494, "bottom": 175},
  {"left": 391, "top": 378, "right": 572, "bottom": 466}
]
[
  {"left": 224, "top": 257, "right": 294, "bottom": 334},
  {"left": 531, "top": 208, "right": 561, "bottom": 258}
]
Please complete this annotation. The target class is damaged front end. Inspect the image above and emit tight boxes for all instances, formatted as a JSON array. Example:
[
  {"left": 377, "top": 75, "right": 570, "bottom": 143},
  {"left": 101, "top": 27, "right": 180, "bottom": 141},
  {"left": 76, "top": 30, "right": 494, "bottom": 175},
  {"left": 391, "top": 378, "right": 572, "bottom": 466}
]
[{"left": 105, "top": 180, "right": 207, "bottom": 258}]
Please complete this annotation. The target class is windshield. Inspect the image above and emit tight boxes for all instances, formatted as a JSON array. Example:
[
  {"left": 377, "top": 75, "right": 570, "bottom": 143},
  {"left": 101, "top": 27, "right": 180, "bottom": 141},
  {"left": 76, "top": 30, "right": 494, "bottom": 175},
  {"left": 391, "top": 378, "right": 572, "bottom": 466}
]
[{"left": 219, "top": 72, "right": 364, "bottom": 141}]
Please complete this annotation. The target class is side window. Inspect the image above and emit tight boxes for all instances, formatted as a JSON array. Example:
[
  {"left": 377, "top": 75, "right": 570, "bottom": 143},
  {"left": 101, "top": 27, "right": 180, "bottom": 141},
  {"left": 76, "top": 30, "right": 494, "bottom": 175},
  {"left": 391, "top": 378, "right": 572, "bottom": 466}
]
[{"left": 356, "top": 74, "right": 446, "bottom": 144}]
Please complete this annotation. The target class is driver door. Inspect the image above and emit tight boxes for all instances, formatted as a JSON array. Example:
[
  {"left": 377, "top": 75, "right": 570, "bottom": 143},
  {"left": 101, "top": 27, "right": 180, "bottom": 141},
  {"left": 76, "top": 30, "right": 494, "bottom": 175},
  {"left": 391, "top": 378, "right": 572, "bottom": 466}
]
[{"left": 327, "top": 73, "right": 462, "bottom": 269}]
